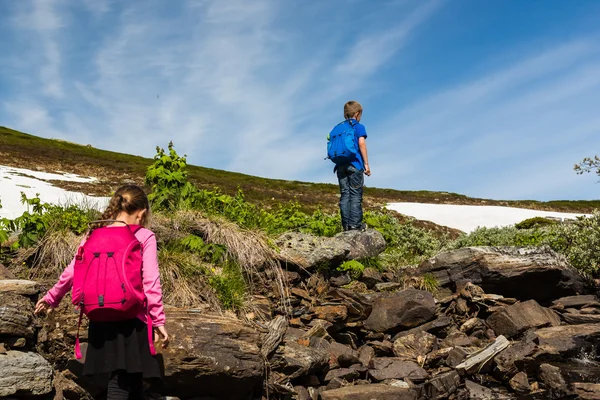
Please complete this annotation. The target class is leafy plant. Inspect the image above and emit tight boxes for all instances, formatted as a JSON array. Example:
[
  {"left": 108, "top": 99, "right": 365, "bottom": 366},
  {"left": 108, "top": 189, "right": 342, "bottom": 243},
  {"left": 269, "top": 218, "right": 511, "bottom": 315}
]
[
  {"left": 209, "top": 261, "right": 246, "bottom": 310},
  {"left": 515, "top": 217, "right": 558, "bottom": 230},
  {"left": 337, "top": 260, "right": 365, "bottom": 279}
]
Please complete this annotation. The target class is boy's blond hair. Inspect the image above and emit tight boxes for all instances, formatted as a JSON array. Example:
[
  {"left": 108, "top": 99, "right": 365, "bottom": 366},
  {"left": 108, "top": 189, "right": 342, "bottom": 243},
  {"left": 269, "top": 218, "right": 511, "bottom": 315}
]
[{"left": 344, "top": 100, "right": 362, "bottom": 120}]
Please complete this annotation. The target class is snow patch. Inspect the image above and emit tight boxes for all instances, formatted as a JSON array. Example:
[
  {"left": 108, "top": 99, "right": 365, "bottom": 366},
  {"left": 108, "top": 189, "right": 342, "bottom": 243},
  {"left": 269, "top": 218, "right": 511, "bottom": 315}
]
[
  {"left": 0, "top": 166, "right": 109, "bottom": 220},
  {"left": 386, "top": 202, "right": 590, "bottom": 233}
]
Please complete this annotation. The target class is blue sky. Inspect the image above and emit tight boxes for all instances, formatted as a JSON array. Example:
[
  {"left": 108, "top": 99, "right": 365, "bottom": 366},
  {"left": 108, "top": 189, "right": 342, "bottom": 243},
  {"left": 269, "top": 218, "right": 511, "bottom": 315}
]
[{"left": 1, "top": 0, "right": 600, "bottom": 201}]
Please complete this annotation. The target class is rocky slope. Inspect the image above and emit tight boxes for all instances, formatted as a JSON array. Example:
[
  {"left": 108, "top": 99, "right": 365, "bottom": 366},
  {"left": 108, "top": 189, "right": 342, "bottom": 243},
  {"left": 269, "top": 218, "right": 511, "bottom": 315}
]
[{"left": 1, "top": 233, "right": 600, "bottom": 399}]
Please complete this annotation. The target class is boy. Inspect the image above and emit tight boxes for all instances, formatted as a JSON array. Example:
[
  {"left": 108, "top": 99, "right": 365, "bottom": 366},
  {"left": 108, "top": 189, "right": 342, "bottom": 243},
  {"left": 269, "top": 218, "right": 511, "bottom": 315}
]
[{"left": 336, "top": 100, "right": 370, "bottom": 231}]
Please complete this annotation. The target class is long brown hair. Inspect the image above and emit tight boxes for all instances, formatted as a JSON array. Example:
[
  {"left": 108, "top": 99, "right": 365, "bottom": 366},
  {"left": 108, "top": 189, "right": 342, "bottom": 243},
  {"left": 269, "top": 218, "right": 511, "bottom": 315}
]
[{"left": 101, "top": 185, "right": 151, "bottom": 226}]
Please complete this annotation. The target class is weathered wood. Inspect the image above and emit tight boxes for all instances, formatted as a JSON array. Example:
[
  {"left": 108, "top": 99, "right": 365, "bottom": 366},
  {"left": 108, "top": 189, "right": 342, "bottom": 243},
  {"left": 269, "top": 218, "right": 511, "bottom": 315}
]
[
  {"left": 261, "top": 315, "right": 288, "bottom": 358},
  {"left": 456, "top": 335, "right": 510, "bottom": 375},
  {"left": 0, "top": 279, "right": 39, "bottom": 295}
]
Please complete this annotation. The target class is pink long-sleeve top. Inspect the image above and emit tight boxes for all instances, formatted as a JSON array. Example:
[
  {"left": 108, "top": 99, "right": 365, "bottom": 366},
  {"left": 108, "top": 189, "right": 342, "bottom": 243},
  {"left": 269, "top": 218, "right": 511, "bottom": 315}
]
[{"left": 43, "top": 227, "right": 166, "bottom": 327}]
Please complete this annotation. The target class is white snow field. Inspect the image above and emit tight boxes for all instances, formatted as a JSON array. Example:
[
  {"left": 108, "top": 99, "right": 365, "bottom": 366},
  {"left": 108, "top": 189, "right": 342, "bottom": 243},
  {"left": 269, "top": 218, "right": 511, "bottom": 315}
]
[
  {"left": 0, "top": 165, "right": 110, "bottom": 219},
  {"left": 386, "top": 202, "right": 590, "bottom": 233}
]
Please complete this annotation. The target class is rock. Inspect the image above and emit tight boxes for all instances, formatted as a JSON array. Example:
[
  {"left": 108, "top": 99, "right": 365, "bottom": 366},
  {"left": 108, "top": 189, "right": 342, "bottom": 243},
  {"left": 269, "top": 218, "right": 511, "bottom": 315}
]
[
  {"left": 0, "top": 292, "right": 35, "bottom": 338},
  {"left": 358, "top": 345, "right": 375, "bottom": 367},
  {"left": 418, "top": 247, "right": 591, "bottom": 302},
  {"left": 0, "top": 351, "right": 54, "bottom": 397},
  {"left": 538, "top": 363, "right": 568, "bottom": 396},
  {"left": 370, "top": 340, "right": 394, "bottom": 356},
  {"left": 369, "top": 358, "right": 428, "bottom": 382},
  {"left": 445, "top": 347, "right": 471, "bottom": 368},
  {"left": 486, "top": 300, "right": 561, "bottom": 338},
  {"left": 0, "top": 263, "right": 16, "bottom": 279},
  {"left": 552, "top": 295, "right": 599, "bottom": 308},
  {"left": 324, "top": 368, "right": 361, "bottom": 383},
  {"left": 53, "top": 370, "right": 94, "bottom": 400},
  {"left": 329, "top": 342, "right": 361, "bottom": 367},
  {"left": 360, "top": 268, "right": 383, "bottom": 289},
  {"left": 0, "top": 279, "right": 39, "bottom": 295},
  {"left": 330, "top": 273, "right": 352, "bottom": 287},
  {"left": 320, "top": 384, "right": 416, "bottom": 400},
  {"left": 159, "top": 309, "right": 264, "bottom": 400},
  {"left": 375, "top": 282, "right": 404, "bottom": 292},
  {"left": 294, "top": 385, "right": 311, "bottom": 400},
  {"left": 464, "top": 379, "right": 516, "bottom": 399},
  {"left": 393, "top": 315, "right": 452, "bottom": 339},
  {"left": 392, "top": 331, "right": 437, "bottom": 362},
  {"left": 364, "top": 288, "right": 436, "bottom": 333},
  {"left": 329, "top": 289, "right": 372, "bottom": 322},
  {"left": 561, "top": 313, "right": 600, "bottom": 324},
  {"left": 313, "top": 305, "right": 348, "bottom": 323},
  {"left": 494, "top": 340, "right": 537, "bottom": 378},
  {"left": 276, "top": 232, "right": 350, "bottom": 270},
  {"left": 533, "top": 324, "right": 600, "bottom": 358},
  {"left": 422, "top": 370, "right": 461, "bottom": 399},
  {"left": 573, "top": 383, "right": 600, "bottom": 400},
  {"left": 271, "top": 341, "right": 329, "bottom": 381},
  {"left": 334, "top": 229, "right": 386, "bottom": 260},
  {"left": 509, "top": 371, "right": 530, "bottom": 394}
]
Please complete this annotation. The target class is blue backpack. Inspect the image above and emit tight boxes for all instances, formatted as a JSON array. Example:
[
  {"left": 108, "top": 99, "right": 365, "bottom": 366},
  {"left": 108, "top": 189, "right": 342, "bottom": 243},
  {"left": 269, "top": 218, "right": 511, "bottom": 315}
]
[{"left": 327, "top": 120, "right": 358, "bottom": 165}]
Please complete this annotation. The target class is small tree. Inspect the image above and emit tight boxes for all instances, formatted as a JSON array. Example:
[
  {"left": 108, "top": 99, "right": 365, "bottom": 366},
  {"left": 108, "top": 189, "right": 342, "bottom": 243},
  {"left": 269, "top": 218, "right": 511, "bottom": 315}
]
[{"left": 574, "top": 155, "right": 600, "bottom": 180}]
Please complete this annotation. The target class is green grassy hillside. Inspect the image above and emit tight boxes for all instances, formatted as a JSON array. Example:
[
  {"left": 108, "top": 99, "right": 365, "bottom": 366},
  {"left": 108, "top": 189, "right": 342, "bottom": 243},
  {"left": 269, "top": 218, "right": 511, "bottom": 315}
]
[{"left": 1, "top": 126, "right": 598, "bottom": 213}]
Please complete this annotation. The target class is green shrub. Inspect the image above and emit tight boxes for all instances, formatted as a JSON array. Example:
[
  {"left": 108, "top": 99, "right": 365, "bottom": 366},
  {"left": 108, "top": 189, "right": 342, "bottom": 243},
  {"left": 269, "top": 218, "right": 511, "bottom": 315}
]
[
  {"left": 553, "top": 212, "right": 600, "bottom": 276},
  {"left": 337, "top": 260, "right": 365, "bottom": 279},
  {"left": 209, "top": 261, "right": 246, "bottom": 310},
  {"left": 515, "top": 217, "right": 558, "bottom": 230},
  {"left": 449, "top": 226, "right": 558, "bottom": 249}
]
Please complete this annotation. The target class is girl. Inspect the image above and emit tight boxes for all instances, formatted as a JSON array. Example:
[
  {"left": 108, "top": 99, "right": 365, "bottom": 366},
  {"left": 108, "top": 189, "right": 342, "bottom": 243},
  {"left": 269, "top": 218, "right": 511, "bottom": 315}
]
[{"left": 35, "top": 185, "right": 169, "bottom": 400}]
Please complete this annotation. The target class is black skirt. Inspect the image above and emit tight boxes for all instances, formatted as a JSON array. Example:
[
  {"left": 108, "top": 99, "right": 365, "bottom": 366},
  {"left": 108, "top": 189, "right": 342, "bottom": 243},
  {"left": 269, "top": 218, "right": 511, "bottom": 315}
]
[{"left": 83, "top": 318, "right": 162, "bottom": 380}]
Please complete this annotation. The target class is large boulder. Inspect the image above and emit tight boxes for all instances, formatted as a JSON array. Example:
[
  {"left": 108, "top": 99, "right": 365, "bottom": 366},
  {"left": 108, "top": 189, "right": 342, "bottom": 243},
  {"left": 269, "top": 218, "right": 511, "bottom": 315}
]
[
  {"left": 321, "top": 384, "right": 417, "bottom": 400},
  {"left": 159, "top": 308, "right": 264, "bottom": 400},
  {"left": 276, "top": 229, "right": 386, "bottom": 270},
  {"left": 486, "top": 300, "right": 561, "bottom": 338},
  {"left": 334, "top": 229, "right": 386, "bottom": 260},
  {"left": 364, "top": 288, "right": 436, "bottom": 333},
  {"left": 0, "top": 351, "right": 54, "bottom": 397},
  {"left": 418, "top": 246, "right": 591, "bottom": 302},
  {"left": 277, "top": 232, "right": 350, "bottom": 269}
]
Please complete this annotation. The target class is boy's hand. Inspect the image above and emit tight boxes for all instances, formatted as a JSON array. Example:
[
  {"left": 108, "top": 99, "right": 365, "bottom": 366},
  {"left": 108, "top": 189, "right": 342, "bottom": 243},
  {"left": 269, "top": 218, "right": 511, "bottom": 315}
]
[
  {"left": 364, "top": 164, "right": 371, "bottom": 176},
  {"left": 34, "top": 298, "right": 54, "bottom": 315}
]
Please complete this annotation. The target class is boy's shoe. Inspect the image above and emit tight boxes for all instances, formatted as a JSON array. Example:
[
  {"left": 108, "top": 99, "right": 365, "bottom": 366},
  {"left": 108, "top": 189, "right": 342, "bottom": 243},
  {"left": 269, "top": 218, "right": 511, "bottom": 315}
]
[{"left": 348, "top": 223, "right": 367, "bottom": 232}]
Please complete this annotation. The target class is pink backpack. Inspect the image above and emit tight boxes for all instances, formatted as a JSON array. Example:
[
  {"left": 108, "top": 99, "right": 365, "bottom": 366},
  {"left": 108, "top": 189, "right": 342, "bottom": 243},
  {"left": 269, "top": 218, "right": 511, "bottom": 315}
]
[{"left": 71, "top": 221, "right": 155, "bottom": 359}]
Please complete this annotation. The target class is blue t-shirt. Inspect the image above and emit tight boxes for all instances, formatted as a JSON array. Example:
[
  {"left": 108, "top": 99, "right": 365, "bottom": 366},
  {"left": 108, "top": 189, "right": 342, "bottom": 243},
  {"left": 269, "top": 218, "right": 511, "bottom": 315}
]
[{"left": 349, "top": 119, "right": 367, "bottom": 171}]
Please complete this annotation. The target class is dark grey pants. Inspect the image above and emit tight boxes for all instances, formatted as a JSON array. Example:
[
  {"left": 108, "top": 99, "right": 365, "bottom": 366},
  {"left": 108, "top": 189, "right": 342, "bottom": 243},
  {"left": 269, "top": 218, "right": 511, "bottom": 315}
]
[{"left": 107, "top": 372, "right": 144, "bottom": 400}]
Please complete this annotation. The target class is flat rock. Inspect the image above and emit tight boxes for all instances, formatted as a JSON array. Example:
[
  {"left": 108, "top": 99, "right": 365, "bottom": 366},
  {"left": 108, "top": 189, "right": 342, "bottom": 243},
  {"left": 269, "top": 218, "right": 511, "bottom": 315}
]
[
  {"left": 0, "top": 292, "right": 35, "bottom": 338},
  {"left": 464, "top": 380, "right": 516, "bottom": 400},
  {"left": 369, "top": 358, "right": 428, "bottom": 382},
  {"left": 573, "top": 383, "right": 600, "bottom": 400},
  {"left": 321, "top": 384, "right": 416, "bottom": 400},
  {"left": 533, "top": 323, "right": 600, "bottom": 358},
  {"left": 329, "top": 342, "right": 360, "bottom": 367},
  {"left": 509, "top": 371, "right": 530, "bottom": 394},
  {"left": 0, "top": 351, "right": 54, "bottom": 397},
  {"left": 538, "top": 363, "right": 568, "bottom": 396},
  {"left": 324, "top": 368, "right": 361, "bottom": 383},
  {"left": 0, "top": 279, "right": 39, "bottom": 295},
  {"left": 158, "top": 309, "right": 264, "bottom": 400},
  {"left": 364, "top": 288, "right": 436, "bottom": 333},
  {"left": 552, "top": 295, "right": 599, "bottom": 308},
  {"left": 486, "top": 300, "right": 561, "bottom": 338},
  {"left": 393, "top": 315, "right": 452, "bottom": 339},
  {"left": 418, "top": 247, "right": 591, "bottom": 302},
  {"left": 561, "top": 313, "right": 600, "bottom": 324},
  {"left": 494, "top": 340, "right": 537, "bottom": 378}
]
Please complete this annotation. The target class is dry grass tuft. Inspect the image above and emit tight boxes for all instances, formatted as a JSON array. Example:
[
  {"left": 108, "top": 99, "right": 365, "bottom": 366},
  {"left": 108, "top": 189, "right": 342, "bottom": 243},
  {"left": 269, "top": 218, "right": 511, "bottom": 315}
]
[
  {"left": 153, "top": 210, "right": 289, "bottom": 313},
  {"left": 157, "top": 247, "right": 220, "bottom": 309},
  {"left": 11, "top": 229, "right": 81, "bottom": 280}
]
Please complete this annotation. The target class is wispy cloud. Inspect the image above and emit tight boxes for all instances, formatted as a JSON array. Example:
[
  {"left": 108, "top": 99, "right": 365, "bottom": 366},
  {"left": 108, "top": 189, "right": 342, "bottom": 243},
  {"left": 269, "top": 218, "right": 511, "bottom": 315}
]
[{"left": 2, "top": 0, "right": 599, "bottom": 200}]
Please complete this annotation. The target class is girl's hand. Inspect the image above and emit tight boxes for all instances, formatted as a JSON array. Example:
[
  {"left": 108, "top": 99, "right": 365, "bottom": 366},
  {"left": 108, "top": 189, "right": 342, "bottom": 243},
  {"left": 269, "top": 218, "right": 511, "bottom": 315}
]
[
  {"left": 34, "top": 298, "right": 54, "bottom": 315},
  {"left": 154, "top": 326, "right": 169, "bottom": 349}
]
